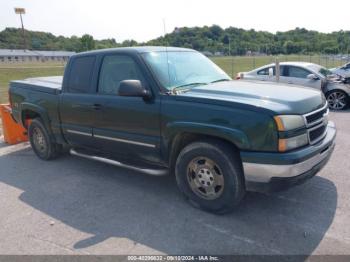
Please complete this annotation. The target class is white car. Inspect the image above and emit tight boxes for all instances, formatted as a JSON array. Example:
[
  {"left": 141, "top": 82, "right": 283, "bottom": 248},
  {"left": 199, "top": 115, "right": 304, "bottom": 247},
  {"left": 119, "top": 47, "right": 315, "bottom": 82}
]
[
  {"left": 238, "top": 62, "right": 350, "bottom": 110},
  {"left": 330, "top": 62, "right": 350, "bottom": 78}
]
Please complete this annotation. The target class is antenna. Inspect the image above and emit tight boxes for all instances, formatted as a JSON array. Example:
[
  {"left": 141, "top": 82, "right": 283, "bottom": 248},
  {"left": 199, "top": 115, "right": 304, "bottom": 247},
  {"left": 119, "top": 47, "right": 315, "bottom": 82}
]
[{"left": 163, "top": 18, "right": 171, "bottom": 91}]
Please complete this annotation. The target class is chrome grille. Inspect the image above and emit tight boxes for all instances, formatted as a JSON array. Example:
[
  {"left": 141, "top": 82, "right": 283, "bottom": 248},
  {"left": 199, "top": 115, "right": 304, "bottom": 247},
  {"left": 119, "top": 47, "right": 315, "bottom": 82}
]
[
  {"left": 308, "top": 124, "right": 327, "bottom": 144},
  {"left": 305, "top": 108, "right": 327, "bottom": 126},
  {"left": 303, "top": 104, "right": 329, "bottom": 144}
]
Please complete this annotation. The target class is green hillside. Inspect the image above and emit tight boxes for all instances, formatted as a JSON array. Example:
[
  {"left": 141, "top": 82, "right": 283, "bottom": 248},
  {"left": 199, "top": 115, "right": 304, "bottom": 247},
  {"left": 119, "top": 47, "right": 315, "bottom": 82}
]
[{"left": 1, "top": 26, "right": 349, "bottom": 55}]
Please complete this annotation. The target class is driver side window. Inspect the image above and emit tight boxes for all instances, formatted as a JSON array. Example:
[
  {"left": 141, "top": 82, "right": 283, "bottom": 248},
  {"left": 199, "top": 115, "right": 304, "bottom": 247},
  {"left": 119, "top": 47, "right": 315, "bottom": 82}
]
[{"left": 98, "top": 55, "right": 144, "bottom": 95}]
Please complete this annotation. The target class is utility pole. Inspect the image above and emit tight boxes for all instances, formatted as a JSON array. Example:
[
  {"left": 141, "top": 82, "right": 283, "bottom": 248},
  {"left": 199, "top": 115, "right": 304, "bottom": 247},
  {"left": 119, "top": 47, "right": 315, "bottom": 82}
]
[
  {"left": 229, "top": 37, "right": 234, "bottom": 78},
  {"left": 275, "top": 57, "right": 280, "bottom": 83},
  {"left": 14, "top": 7, "right": 27, "bottom": 50}
]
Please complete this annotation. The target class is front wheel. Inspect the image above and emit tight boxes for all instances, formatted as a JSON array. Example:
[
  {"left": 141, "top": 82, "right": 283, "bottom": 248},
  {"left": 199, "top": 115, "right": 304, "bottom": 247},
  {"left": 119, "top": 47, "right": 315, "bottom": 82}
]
[
  {"left": 175, "top": 139, "right": 245, "bottom": 214},
  {"left": 326, "top": 90, "right": 349, "bottom": 110}
]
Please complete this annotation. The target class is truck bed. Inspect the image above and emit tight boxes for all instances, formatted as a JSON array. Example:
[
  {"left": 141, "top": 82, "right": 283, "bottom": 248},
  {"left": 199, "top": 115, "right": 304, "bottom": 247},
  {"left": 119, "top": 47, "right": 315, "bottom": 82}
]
[{"left": 10, "top": 76, "right": 63, "bottom": 95}]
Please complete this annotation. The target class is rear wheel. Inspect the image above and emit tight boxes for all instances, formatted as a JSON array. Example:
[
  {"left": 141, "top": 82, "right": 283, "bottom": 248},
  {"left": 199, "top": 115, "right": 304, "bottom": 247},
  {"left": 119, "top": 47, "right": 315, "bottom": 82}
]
[
  {"left": 28, "top": 118, "right": 62, "bottom": 160},
  {"left": 175, "top": 139, "right": 245, "bottom": 214},
  {"left": 326, "top": 90, "right": 349, "bottom": 110}
]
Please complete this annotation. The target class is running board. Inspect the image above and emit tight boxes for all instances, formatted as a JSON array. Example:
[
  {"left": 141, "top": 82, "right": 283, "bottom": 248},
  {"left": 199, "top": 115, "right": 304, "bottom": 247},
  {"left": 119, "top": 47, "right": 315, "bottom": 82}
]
[{"left": 70, "top": 149, "right": 168, "bottom": 176}]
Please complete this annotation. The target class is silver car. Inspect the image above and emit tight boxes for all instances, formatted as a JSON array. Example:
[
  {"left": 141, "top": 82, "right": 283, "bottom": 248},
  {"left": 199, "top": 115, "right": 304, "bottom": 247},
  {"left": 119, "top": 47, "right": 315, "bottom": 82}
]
[
  {"left": 330, "top": 62, "right": 350, "bottom": 78},
  {"left": 238, "top": 62, "right": 350, "bottom": 110}
]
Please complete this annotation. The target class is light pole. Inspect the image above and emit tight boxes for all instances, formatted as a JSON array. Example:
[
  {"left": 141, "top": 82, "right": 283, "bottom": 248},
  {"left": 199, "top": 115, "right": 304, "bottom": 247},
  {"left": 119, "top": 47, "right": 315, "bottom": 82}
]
[{"left": 14, "top": 7, "right": 27, "bottom": 50}]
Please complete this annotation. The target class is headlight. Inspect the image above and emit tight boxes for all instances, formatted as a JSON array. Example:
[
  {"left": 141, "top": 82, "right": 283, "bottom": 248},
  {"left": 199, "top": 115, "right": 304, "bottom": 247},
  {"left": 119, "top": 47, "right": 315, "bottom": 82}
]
[
  {"left": 274, "top": 115, "right": 305, "bottom": 131},
  {"left": 274, "top": 115, "right": 308, "bottom": 152},
  {"left": 278, "top": 133, "right": 309, "bottom": 152}
]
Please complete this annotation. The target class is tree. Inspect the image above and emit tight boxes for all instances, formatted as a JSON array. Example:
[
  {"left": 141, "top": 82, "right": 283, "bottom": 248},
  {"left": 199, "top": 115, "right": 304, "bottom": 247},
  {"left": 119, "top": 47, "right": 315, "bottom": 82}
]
[
  {"left": 80, "top": 34, "right": 95, "bottom": 51},
  {"left": 121, "top": 39, "right": 138, "bottom": 47},
  {"left": 209, "top": 25, "right": 223, "bottom": 40},
  {"left": 222, "top": 34, "right": 230, "bottom": 45},
  {"left": 1, "top": 26, "right": 350, "bottom": 55},
  {"left": 283, "top": 41, "right": 302, "bottom": 54}
]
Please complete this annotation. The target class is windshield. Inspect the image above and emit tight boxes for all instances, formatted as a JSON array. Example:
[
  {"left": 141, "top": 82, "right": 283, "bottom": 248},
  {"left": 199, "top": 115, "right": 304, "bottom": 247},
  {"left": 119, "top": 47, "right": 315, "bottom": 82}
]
[
  {"left": 142, "top": 51, "right": 230, "bottom": 90},
  {"left": 308, "top": 64, "right": 332, "bottom": 78}
]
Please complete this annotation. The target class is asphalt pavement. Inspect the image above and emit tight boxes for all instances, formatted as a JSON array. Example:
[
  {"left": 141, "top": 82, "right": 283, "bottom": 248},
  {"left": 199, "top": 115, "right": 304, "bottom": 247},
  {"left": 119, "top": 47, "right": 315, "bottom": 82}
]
[{"left": 0, "top": 111, "right": 349, "bottom": 255}]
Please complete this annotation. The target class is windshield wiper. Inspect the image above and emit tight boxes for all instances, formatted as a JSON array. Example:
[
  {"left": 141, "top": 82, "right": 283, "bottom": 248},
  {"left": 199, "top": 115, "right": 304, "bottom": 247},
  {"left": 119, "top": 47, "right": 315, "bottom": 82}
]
[
  {"left": 210, "top": 78, "right": 231, "bottom": 83},
  {"left": 171, "top": 82, "right": 207, "bottom": 94}
]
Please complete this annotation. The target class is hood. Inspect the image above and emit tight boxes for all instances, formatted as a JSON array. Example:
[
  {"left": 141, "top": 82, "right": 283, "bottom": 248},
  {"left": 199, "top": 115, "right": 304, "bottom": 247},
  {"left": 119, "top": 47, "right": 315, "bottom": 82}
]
[{"left": 178, "top": 80, "right": 325, "bottom": 115}]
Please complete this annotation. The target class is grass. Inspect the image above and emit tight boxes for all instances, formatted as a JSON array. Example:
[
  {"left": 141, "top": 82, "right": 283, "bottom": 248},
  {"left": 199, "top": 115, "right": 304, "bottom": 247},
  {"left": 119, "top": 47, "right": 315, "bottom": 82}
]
[
  {"left": 0, "top": 55, "right": 347, "bottom": 104},
  {"left": 0, "top": 63, "right": 64, "bottom": 104}
]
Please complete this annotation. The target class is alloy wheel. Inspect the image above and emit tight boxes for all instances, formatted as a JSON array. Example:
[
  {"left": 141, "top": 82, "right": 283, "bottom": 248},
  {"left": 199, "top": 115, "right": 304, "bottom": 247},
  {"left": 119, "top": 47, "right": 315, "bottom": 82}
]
[{"left": 327, "top": 91, "right": 348, "bottom": 110}]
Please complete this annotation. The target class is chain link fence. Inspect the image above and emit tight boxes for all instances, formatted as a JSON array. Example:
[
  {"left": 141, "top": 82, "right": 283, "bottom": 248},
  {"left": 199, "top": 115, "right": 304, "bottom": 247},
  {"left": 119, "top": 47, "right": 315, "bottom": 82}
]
[{"left": 211, "top": 54, "right": 350, "bottom": 78}]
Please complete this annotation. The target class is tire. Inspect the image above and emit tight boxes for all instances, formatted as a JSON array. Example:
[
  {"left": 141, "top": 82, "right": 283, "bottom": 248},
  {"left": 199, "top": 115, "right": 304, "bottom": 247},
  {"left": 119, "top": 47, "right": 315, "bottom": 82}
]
[
  {"left": 28, "top": 118, "right": 62, "bottom": 160},
  {"left": 175, "top": 139, "right": 245, "bottom": 214},
  {"left": 326, "top": 90, "right": 349, "bottom": 110}
]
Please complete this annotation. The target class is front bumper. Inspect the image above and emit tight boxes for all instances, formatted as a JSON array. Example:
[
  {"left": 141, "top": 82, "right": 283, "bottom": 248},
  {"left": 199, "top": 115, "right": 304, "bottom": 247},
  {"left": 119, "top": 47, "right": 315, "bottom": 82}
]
[{"left": 241, "top": 122, "right": 336, "bottom": 193}]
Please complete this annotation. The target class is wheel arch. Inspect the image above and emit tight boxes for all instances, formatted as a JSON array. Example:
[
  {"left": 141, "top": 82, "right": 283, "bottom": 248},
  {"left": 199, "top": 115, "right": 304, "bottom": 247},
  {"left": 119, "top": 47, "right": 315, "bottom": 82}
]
[
  {"left": 324, "top": 84, "right": 350, "bottom": 98},
  {"left": 20, "top": 103, "right": 50, "bottom": 129},
  {"left": 165, "top": 122, "right": 249, "bottom": 172}
]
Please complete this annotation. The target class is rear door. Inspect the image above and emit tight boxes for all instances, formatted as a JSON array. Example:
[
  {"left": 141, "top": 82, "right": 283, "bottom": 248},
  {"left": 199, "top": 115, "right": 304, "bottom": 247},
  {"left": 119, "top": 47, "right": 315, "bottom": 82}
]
[
  {"left": 60, "top": 55, "right": 97, "bottom": 147},
  {"left": 92, "top": 53, "right": 161, "bottom": 162}
]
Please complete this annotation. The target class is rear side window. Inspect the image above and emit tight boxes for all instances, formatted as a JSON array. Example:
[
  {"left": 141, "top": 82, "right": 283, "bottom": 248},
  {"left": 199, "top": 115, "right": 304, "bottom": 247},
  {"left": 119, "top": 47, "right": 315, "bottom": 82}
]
[
  {"left": 68, "top": 56, "right": 95, "bottom": 93},
  {"left": 257, "top": 66, "right": 285, "bottom": 76},
  {"left": 257, "top": 67, "right": 273, "bottom": 75}
]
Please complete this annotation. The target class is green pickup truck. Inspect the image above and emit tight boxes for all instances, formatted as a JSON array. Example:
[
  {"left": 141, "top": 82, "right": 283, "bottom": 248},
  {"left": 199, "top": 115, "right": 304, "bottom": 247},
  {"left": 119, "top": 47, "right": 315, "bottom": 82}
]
[{"left": 9, "top": 47, "right": 336, "bottom": 213}]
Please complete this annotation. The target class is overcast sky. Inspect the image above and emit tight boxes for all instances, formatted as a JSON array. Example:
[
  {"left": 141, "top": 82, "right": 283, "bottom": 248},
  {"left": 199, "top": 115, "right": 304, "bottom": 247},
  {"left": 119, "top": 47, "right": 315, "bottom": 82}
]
[{"left": 1, "top": 0, "right": 349, "bottom": 42}]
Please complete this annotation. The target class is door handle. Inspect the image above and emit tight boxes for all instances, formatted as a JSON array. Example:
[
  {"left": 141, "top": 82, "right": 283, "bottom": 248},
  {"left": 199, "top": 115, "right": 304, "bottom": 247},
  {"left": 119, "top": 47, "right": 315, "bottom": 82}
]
[
  {"left": 92, "top": 104, "right": 102, "bottom": 110},
  {"left": 288, "top": 81, "right": 293, "bottom": 84}
]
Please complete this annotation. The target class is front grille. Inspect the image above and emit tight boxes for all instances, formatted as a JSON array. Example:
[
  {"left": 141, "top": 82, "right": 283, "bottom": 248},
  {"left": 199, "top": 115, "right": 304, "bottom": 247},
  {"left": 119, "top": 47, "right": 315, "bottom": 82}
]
[
  {"left": 309, "top": 124, "right": 327, "bottom": 143},
  {"left": 303, "top": 104, "right": 328, "bottom": 144},
  {"left": 305, "top": 107, "right": 327, "bottom": 126}
]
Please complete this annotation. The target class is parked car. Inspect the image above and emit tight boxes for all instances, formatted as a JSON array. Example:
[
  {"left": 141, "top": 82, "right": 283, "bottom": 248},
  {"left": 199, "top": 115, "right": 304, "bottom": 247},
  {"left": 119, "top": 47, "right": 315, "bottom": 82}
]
[
  {"left": 330, "top": 62, "right": 350, "bottom": 78},
  {"left": 238, "top": 62, "right": 350, "bottom": 110},
  {"left": 9, "top": 47, "right": 336, "bottom": 214}
]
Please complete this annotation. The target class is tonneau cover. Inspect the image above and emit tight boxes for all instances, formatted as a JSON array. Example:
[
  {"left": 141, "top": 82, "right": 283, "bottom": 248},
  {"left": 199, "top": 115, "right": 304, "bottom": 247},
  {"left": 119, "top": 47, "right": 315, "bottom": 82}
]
[{"left": 10, "top": 76, "right": 63, "bottom": 95}]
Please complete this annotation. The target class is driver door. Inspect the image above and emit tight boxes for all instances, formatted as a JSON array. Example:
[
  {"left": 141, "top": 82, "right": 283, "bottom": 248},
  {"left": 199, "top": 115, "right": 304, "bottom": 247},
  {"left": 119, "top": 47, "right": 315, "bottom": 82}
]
[
  {"left": 92, "top": 54, "right": 161, "bottom": 163},
  {"left": 282, "top": 66, "right": 322, "bottom": 89}
]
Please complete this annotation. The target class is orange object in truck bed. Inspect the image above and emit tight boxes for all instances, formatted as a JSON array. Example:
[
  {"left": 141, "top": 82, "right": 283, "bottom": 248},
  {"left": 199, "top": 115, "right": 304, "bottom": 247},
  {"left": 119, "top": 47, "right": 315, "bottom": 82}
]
[{"left": 0, "top": 104, "right": 28, "bottom": 144}]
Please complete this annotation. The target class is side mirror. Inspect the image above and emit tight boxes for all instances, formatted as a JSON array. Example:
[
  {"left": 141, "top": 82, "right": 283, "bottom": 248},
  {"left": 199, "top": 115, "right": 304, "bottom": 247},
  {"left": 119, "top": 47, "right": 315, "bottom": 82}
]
[
  {"left": 307, "top": 74, "right": 319, "bottom": 80},
  {"left": 268, "top": 68, "right": 274, "bottom": 77},
  {"left": 118, "top": 80, "right": 151, "bottom": 98}
]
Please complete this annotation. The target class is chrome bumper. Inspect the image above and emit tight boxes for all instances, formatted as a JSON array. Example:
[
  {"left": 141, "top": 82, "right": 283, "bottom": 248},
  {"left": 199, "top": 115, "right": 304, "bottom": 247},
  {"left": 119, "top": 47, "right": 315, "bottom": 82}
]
[{"left": 243, "top": 122, "right": 336, "bottom": 183}]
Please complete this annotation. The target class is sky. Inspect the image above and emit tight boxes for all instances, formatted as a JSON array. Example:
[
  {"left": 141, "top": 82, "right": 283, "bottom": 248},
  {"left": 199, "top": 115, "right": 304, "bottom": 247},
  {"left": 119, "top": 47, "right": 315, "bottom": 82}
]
[{"left": 1, "top": 0, "right": 349, "bottom": 42}]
